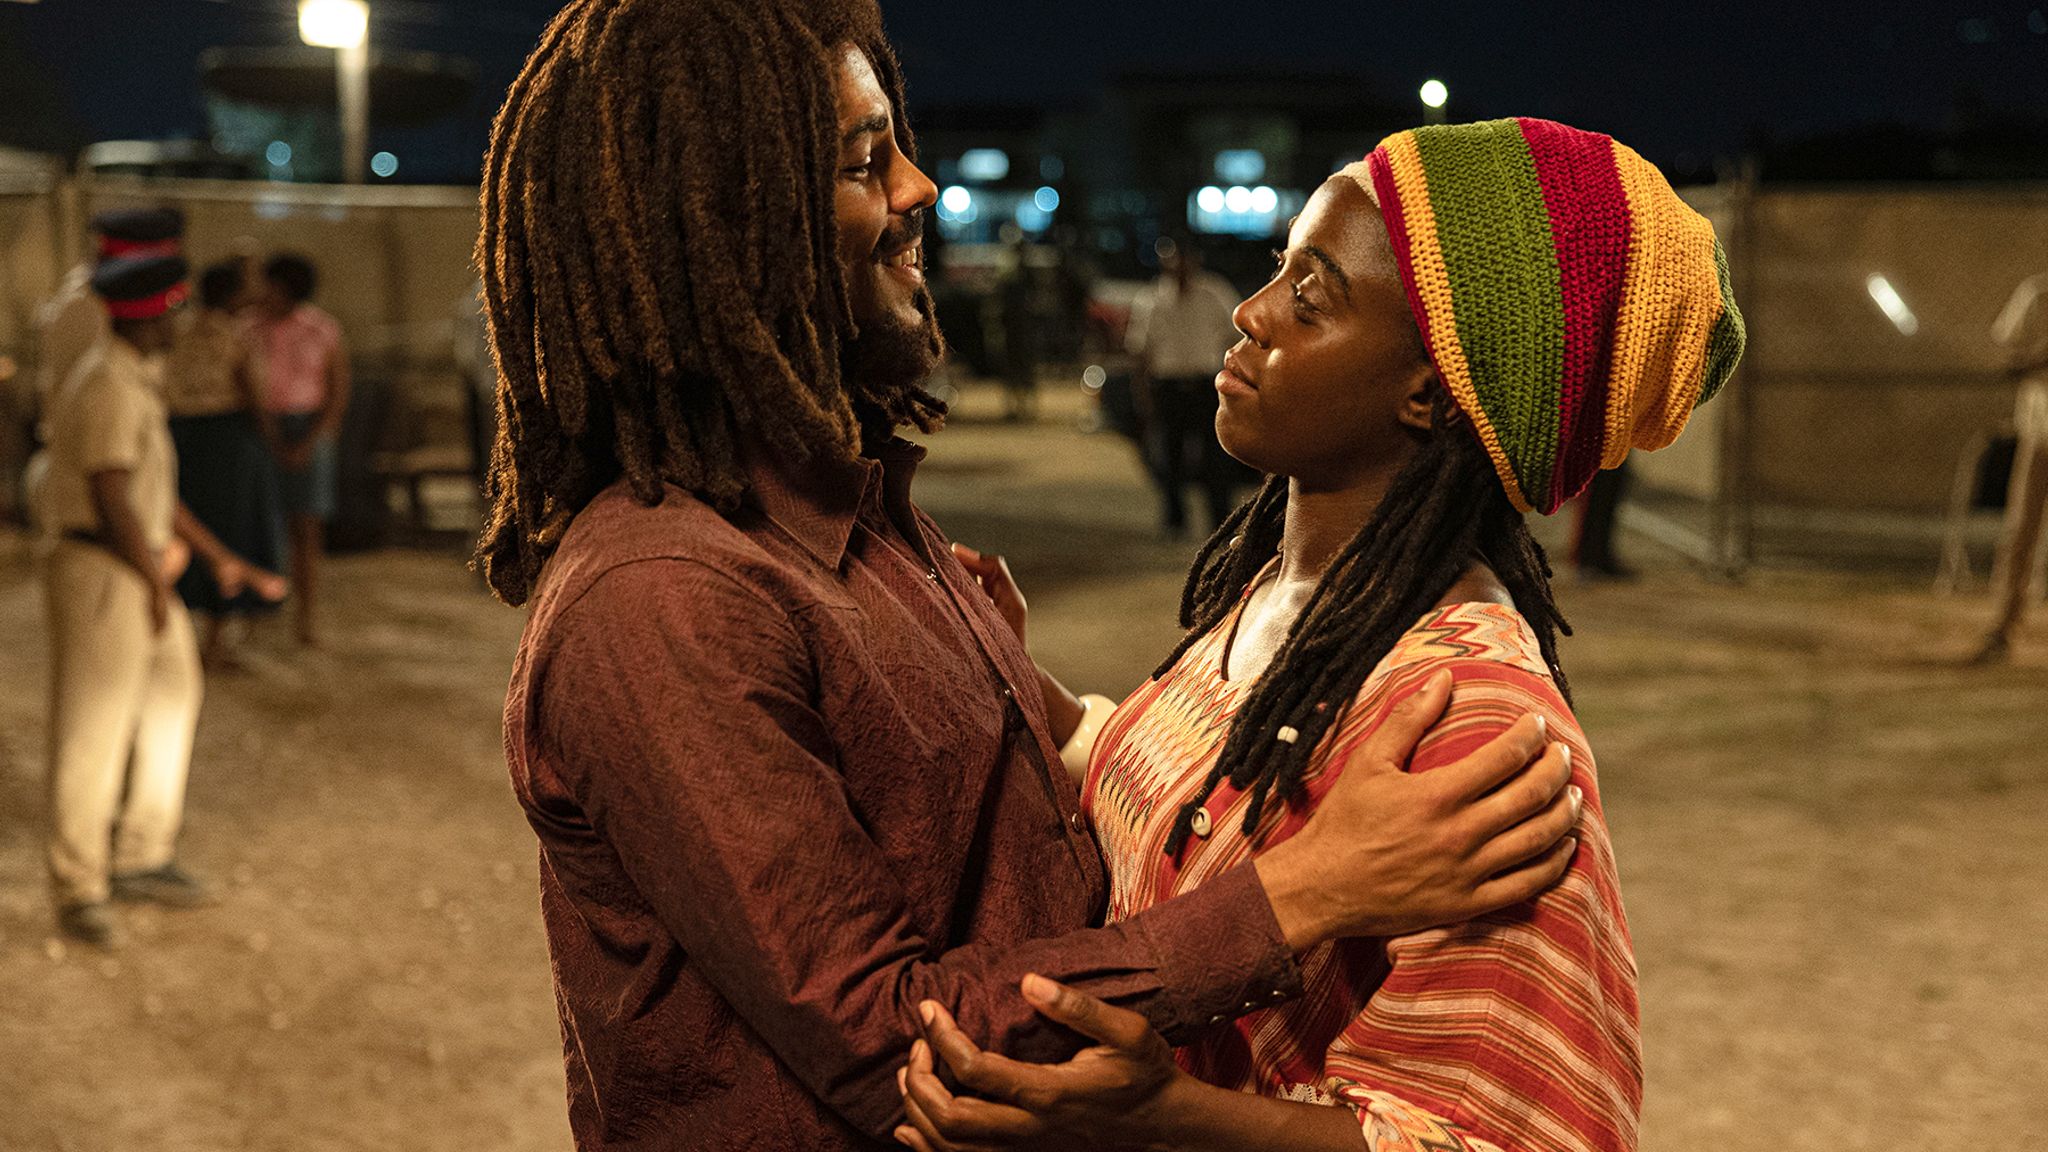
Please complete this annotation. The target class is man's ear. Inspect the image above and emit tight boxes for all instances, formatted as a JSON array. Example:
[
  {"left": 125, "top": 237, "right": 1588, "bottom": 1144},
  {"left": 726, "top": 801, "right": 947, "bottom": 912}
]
[{"left": 1395, "top": 361, "right": 1437, "bottom": 433}]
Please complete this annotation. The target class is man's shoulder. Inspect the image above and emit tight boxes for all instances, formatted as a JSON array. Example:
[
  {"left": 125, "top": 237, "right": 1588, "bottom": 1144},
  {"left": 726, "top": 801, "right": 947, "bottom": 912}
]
[{"left": 528, "top": 480, "right": 820, "bottom": 631}]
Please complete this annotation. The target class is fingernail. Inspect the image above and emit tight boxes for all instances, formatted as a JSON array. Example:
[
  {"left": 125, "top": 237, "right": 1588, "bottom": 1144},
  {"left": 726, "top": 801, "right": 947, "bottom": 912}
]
[
  {"left": 919, "top": 1002, "right": 937, "bottom": 1026},
  {"left": 912, "top": 1038, "right": 927, "bottom": 1061},
  {"left": 1022, "top": 973, "right": 1052, "bottom": 1000},
  {"left": 895, "top": 1126, "right": 917, "bottom": 1145},
  {"left": 1559, "top": 743, "right": 1571, "bottom": 770},
  {"left": 1534, "top": 714, "right": 1547, "bottom": 739},
  {"left": 1569, "top": 784, "right": 1583, "bottom": 808},
  {"left": 897, "top": 1066, "right": 908, "bottom": 1092}
]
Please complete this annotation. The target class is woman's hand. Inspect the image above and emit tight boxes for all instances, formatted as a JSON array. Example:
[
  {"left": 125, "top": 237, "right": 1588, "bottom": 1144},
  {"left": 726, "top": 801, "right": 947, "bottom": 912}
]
[
  {"left": 951, "top": 543, "right": 1028, "bottom": 647},
  {"left": 896, "top": 975, "right": 1191, "bottom": 1152}
]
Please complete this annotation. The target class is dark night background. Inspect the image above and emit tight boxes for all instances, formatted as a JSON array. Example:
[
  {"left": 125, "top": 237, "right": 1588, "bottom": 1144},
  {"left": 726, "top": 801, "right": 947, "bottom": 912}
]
[{"left": 3, "top": 0, "right": 2047, "bottom": 184}]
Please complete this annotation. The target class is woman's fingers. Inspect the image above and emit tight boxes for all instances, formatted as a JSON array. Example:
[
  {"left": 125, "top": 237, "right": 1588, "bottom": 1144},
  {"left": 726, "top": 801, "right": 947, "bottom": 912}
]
[
  {"left": 903, "top": 1037, "right": 1042, "bottom": 1146},
  {"left": 1017, "top": 976, "right": 1150, "bottom": 1051},
  {"left": 920, "top": 1001, "right": 1052, "bottom": 1103}
]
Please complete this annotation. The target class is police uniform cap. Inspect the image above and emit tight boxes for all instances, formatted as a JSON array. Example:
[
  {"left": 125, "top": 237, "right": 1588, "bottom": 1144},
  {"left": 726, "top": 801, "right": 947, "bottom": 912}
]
[
  {"left": 92, "top": 253, "right": 190, "bottom": 303},
  {"left": 89, "top": 207, "right": 187, "bottom": 244}
]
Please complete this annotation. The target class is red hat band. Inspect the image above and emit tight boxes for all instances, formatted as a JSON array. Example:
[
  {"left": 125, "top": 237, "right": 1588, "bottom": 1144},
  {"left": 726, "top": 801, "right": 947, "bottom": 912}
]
[{"left": 105, "top": 283, "right": 189, "bottom": 321}]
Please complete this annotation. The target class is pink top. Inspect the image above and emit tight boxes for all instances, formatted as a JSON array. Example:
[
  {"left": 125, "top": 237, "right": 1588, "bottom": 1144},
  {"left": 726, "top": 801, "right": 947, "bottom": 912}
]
[{"left": 257, "top": 304, "right": 342, "bottom": 415}]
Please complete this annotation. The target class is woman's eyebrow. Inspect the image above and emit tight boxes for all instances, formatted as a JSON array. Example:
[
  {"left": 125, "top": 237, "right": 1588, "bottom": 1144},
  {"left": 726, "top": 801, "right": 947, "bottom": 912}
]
[{"left": 1299, "top": 244, "right": 1353, "bottom": 301}]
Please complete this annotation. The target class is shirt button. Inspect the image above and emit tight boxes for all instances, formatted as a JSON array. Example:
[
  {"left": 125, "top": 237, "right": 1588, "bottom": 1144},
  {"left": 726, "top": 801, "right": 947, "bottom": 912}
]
[
  {"left": 1207, "top": 1014, "right": 1226, "bottom": 1026},
  {"left": 1189, "top": 808, "right": 1213, "bottom": 839},
  {"left": 1067, "top": 811, "right": 1086, "bottom": 834}
]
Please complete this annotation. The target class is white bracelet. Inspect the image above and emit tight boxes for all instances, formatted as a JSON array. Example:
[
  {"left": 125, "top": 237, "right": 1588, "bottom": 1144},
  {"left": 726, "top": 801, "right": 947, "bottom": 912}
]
[{"left": 1058, "top": 694, "right": 1120, "bottom": 784}]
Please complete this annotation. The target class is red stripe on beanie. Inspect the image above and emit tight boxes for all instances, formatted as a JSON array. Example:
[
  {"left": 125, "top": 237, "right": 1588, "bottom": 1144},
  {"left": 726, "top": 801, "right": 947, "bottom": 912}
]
[{"left": 1516, "top": 118, "right": 1633, "bottom": 509}]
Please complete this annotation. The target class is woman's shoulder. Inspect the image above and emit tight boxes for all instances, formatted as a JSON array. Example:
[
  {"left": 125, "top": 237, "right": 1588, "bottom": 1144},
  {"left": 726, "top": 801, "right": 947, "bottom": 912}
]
[
  {"left": 1377, "top": 601, "right": 1553, "bottom": 686},
  {"left": 1335, "top": 603, "right": 1579, "bottom": 751}
]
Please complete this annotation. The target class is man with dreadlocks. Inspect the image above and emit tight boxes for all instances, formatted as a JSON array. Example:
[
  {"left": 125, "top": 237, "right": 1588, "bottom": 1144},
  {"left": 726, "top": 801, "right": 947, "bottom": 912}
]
[
  {"left": 901, "top": 118, "right": 1743, "bottom": 1152},
  {"left": 485, "top": 5, "right": 1583, "bottom": 1149}
]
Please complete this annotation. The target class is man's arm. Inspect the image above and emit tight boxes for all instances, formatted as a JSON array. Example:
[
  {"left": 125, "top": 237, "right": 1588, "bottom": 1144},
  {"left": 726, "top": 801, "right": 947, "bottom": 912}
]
[
  {"left": 538, "top": 561, "right": 1573, "bottom": 1141},
  {"left": 87, "top": 470, "right": 161, "bottom": 589}
]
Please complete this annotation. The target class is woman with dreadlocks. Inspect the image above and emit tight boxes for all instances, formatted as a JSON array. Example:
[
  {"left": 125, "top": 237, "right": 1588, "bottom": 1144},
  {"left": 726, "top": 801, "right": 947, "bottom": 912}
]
[{"left": 901, "top": 118, "right": 1744, "bottom": 1152}]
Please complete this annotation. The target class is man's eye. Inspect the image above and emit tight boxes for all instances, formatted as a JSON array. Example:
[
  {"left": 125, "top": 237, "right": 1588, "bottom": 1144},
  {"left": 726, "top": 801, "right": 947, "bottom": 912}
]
[{"left": 843, "top": 161, "right": 873, "bottom": 178}]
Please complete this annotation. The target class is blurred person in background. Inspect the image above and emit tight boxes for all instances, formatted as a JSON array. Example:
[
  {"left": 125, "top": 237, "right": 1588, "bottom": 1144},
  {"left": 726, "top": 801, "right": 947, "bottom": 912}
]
[
  {"left": 474, "top": 4, "right": 1576, "bottom": 1148},
  {"left": 32, "top": 210, "right": 186, "bottom": 443},
  {"left": 1571, "top": 456, "right": 1637, "bottom": 581},
  {"left": 252, "top": 252, "right": 349, "bottom": 647},
  {"left": 995, "top": 226, "right": 1040, "bottom": 421},
  {"left": 164, "top": 258, "right": 290, "bottom": 666},
  {"left": 903, "top": 118, "right": 1743, "bottom": 1152},
  {"left": 1976, "top": 271, "right": 2048, "bottom": 664},
  {"left": 1127, "top": 236, "right": 1246, "bottom": 538},
  {"left": 454, "top": 277, "right": 496, "bottom": 492},
  {"left": 40, "top": 251, "right": 285, "bottom": 950}
]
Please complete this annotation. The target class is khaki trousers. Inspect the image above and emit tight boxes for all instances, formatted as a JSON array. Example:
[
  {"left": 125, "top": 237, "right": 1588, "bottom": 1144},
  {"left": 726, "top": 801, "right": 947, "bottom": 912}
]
[{"left": 44, "top": 541, "right": 203, "bottom": 906}]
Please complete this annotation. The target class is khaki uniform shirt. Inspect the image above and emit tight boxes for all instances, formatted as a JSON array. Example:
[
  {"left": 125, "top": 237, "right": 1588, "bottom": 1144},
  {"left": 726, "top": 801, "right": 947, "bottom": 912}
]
[
  {"left": 34, "top": 265, "right": 107, "bottom": 439},
  {"left": 42, "top": 336, "right": 178, "bottom": 550}
]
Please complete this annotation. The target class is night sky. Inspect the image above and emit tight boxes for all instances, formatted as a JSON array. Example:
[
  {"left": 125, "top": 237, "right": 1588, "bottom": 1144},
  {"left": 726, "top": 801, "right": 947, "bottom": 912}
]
[{"left": 4, "top": 0, "right": 2047, "bottom": 181}]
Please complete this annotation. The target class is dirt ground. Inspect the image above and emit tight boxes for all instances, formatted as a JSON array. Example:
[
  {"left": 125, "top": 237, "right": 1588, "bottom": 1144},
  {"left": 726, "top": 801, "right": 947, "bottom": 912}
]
[{"left": 2, "top": 384, "right": 2044, "bottom": 1151}]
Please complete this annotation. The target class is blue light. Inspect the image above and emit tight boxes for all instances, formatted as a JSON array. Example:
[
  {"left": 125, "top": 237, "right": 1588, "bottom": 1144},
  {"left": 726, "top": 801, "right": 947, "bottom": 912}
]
[
  {"left": 959, "top": 148, "right": 1010, "bottom": 182},
  {"left": 1033, "top": 186, "right": 1060, "bottom": 213},
  {"left": 266, "top": 141, "right": 293, "bottom": 167},
  {"left": 1015, "top": 202, "right": 1051, "bottom": 232},
  {"left": 1214, "top": 149, "right": 1266, "bottom": 184},
  {"left": 940, "top": 186, "right": 973, "bottom": 216},
  {"left": 371, "top": 151, "right": 399, "bottom": 178}
]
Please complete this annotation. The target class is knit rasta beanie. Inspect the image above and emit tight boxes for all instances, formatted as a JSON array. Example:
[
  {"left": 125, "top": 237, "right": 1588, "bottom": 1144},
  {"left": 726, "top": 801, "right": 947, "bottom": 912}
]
[{"left": 1342, "top": 117, "right": 1744, "bottom": 514}]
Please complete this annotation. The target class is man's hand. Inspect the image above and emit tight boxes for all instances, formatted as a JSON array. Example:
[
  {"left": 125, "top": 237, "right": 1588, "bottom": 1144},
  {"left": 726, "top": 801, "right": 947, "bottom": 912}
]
[
  {"left": 951, "top": 543, "right": 1026, "bottom": 647},
  {"left": 896, "top": 975, "right": 1191, "bottom": 1152},
  {"left": 1255, "top": 669, "right": 1581, "bottom": 949}
]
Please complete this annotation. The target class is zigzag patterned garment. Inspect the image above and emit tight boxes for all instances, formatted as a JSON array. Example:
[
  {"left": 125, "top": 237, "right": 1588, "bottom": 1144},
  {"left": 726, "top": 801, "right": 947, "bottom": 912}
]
[{"left": 1084, "top": 596, "right": 1642, "bottom": 1151}]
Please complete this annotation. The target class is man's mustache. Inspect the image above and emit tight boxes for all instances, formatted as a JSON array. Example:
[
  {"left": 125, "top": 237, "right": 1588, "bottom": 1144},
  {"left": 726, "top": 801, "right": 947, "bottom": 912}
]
[{"left": 874, "top": 208, "right": 927, "bottom": 255}]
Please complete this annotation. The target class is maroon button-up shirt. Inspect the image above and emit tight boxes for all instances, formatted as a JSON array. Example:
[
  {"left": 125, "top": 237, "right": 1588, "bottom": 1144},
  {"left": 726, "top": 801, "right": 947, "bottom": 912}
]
[{"left": 504, "top": 441, "right": 1299, "bottom": 1151}]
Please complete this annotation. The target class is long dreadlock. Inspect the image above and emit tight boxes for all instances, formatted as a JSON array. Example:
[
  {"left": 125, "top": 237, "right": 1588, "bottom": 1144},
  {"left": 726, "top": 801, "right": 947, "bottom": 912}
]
[
  {"left": 1159, "top": 389, "right": 1573, "bottom": 857},
  {"left": 475, "top": 0, "right": 942, "bottom": 606}
]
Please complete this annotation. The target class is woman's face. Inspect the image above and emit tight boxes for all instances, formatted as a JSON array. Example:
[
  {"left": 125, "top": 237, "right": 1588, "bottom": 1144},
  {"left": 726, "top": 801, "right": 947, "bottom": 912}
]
[{"left": 1216, "top": 176, "right": 1436, "bottom": 491}]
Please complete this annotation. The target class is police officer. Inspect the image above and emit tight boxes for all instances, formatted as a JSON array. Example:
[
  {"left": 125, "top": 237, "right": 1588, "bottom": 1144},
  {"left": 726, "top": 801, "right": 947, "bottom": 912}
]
[
  {"left": 41, "top": 250, "right": 285, "bottom": 949},
  {"left": 33, "top": 208, "right": 187, "bottom": 440}
]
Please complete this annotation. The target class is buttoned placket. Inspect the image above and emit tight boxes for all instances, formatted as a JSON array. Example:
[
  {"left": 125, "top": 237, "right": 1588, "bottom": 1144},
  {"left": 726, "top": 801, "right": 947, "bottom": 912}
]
[{"left": 856, "top": 505, "right": 1091, "bottom": 872}]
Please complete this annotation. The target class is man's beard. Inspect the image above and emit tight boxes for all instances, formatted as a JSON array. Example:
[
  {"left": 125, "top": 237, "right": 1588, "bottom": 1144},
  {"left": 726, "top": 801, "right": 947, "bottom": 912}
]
[{"left": 843, "top": 282, "right": 947, "bottom": 441}]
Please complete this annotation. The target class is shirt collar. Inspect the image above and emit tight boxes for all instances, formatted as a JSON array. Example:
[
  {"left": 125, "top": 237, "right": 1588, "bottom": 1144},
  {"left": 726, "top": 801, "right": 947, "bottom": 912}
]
[{"left": 743, "top": 436, "right": 928, "bottom": 568}]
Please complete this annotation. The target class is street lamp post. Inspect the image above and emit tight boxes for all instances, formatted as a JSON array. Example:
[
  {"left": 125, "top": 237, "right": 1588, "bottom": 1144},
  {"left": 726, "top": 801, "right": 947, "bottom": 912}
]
[
  {"left": 1419, "top": 78, "right": 1449, "bottom": 126},
  {"left": 299, "top": 0, "right": 370, "bottom": 184}
]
